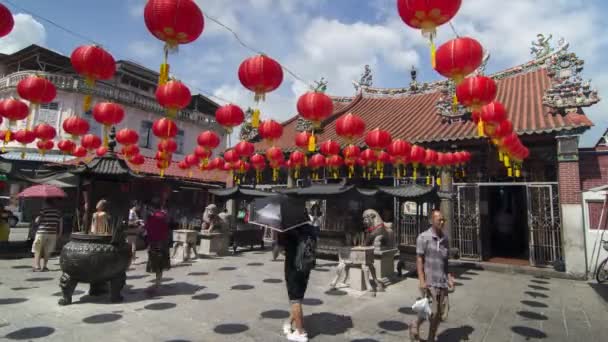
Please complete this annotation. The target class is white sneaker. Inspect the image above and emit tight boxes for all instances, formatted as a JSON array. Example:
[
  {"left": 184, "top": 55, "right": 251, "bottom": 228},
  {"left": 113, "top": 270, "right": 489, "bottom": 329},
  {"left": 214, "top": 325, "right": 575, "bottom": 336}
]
[
  {"left": 286, "top": 330, "right": 308, "bottom": 342},
  {"left": 282, "top": 321, "right": 292, "bottom": 335}
]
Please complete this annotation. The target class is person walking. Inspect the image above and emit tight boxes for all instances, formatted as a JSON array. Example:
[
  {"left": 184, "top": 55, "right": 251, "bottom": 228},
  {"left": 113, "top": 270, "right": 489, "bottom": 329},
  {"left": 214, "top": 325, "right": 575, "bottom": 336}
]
[
  {"left": 281, "top": 224, "right": 317, "bottom": 342},
  {"left": 0, "top": 203, "right": 11, "bottom": 248},
  {"left": 409, "top": 209, "right": 455, "bottom": 342},
  {"left": 127, "top": 202, "right": 144, "bottom": 261},
  {"left": 144, "top": 199, "right": 171, "bottom": 294},
  {"left": 32, "top": 199, "right": 63, "bottom": 272}
]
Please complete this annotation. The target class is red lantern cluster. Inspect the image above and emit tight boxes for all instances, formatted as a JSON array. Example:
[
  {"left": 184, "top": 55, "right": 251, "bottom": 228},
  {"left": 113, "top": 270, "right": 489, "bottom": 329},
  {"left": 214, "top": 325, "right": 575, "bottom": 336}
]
[
  {"left": 70, "top": 45, "right": 116, "bottom": 114},
  {"left": 17, "top": 75, "right": 57, "bottom": 124}
]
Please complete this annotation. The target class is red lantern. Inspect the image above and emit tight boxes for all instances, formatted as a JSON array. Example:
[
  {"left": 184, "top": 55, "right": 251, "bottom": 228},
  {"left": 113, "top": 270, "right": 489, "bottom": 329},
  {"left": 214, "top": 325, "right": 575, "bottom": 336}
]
[
  {"left": 1, "top": 99, "right": 29, "bottom": 124},
  {"left": 223, "top": 149, "right": 239, "bottom": 165},
  {"left": 455, "top": 76, "right": 497, "bottom": 111},
  {"left": 152, "top": 118, "right": 178, "bottom": 139},
  {"left": 435, "top": 37, "right": 484, "bottom": 84},
  {"left": 290, "top": 151, "right": 306, "bottom": 167},
  {"left": 62, "top": 116, "right": 90, "bottom": 138},
  {"left": 33, "top": 123, "right": 56, "bottom": 141},
  {"left": 96, "top": 146, "right": 108, "bottom": 157},
  {"left": 309, "top": 153, "right": 326, "bottom": 169},
  {"left": 197, "top": 130, "right": 220, "bottom": 151},
  {"left": 71, "top": 45, "right": 116, "bottom": 81},
  {"left": 238, "top": 55, "right": 283, "bottom": 102},
  {"left": 93, "top": 102, "right": 125, "bottom": 145},
  {"left": 493, "top": 119, "right": 513, "bottom": 139},
  {"left": 17, "top": 76, "right": 57, "bottom": 104},
  {"left": 157, "top": 139, "right": 177, "bottom": 154},
  {"left": 424, "top": 149, "right": 438, "bottom": 168},
  {"left": 234, "top": 141, "right": 255, "bottom": 159},
  {"left": 155, "top": 80, "right": 191, "bottom": 116},
  {"left": 0, "top": 3, "right": 14, "bottom": 38},
  {"left": 14, "top": 129, "right": 36, "bottom": 145},
  {"left": 409, "top": 145, "right": 426, "bottom": 179},
  {"left": 396, "top": 0, "right": 461, "bottom": 38},
  {"left": 144, "top": 0, "right": 204, "bottom": 48},
  {"left": 343, "top": 145, "right": 361, "bottom": 160},
  {"left": 365, "top": 128, "right": 392, "bottom": 151},
  {"left": 129, "top": 154, "right": 145, "bottom": 166},
  {"left": 194, "top": 145, "right": 212, "bottom": 159},
  {"left": 36, "top": 140, "right": 54, "bottom": 155},
  {"left": 185, "top": 154, "right": 200, "bottom": 167},
  {"left": 209, "top": 157, "right": 225, "bottom": 170},
  {"left": 297, "top": 91, "right": 334, "bottom": 127},
  {"left": 335, "top": 113, "right": 365, "bottom": 142},
  {"left": 265, "top": 146, "right": 284, "bottom": 165},
  {"left": 320, "top": 140, "right": 340, "bottom": 156},
  {"left": 178, "top": 160, "right": 190, "bottom": 170},
  {"left": 81, "top": 134, "right": 102, "bottom": 152},
  {"left": 387, "top": 139, "right": 411, "bottom": 165},
  {"left": 251, "top": 154, "right": 266, "bottom": 169},
  {"left": 295, "top": 131, "right": 312, "bottom": 151},
  {"left": 72, "top": 146, "right": 87, "bottom": 158},
  {"left": 58, "top": 140, "right": 76, "bottom": 154},
  {"left": 360, "top": 149, "right": 377, "bottom": 164},
  {"left": 327, "top": 155, "right": 344, "bottom": 178},
  {"left": 258, "top": 119, "right": 283, "bottom": 144},
  {"left": 120, "top": 145, "right": 140, "bottom": 158},
  {"left": 481, "top": 101, "right": 507, "bottom": 136},
  {"left": 215, "top": 104, "right": 244, "bottom": 133},
  {"left": 116, "top": 128, "right": 139, "bottom": 146}
]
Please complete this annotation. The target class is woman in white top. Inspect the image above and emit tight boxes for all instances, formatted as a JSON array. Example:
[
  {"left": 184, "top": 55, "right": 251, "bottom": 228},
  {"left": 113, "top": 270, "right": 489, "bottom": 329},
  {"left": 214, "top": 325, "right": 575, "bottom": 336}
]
[
  {"left": 90, "top": 199, "right": 110, "bottom": 235},
  {"left": 128, "top": 202, "right": 144, "bottom": 261}
]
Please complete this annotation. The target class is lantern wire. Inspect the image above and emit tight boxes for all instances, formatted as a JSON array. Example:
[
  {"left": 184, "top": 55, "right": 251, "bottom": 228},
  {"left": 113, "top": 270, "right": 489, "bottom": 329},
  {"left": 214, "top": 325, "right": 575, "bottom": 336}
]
[
  {"left": 203, "top": 14, "right": 313, "bottom": 89},
  {"left": 448, "top": 22, "right": 461, "bottom": 38}
]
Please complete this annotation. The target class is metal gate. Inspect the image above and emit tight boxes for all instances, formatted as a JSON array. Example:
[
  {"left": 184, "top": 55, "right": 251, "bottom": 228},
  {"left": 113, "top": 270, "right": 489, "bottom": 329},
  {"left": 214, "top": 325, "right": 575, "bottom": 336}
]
[
  {"left": 527, "top": 184, "right": 562, "bottom": 266},
  {"left": 454, "top": 185, "right": 481, "bottom": 259}
]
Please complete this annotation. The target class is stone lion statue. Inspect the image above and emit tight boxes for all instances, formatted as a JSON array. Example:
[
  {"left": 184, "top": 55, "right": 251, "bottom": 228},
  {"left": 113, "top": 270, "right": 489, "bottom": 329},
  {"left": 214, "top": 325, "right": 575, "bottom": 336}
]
[
  {"left": 202, "top": 204, "right": 223, "bottom": 233},
  {"left": 362, "top": 209, "right": 395, "bottom": 250}
]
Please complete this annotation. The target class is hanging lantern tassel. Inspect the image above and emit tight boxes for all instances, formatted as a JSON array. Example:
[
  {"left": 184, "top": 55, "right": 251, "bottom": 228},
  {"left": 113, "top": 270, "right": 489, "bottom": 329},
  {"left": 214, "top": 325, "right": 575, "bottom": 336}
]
[
  {"left": 507, "top": 167, "right": 513, "bottom": 177},
  {"left": 348, "top": 165, "right": 354, "bottom": 179},
  {"left": 158, "top": 49, "right": 170, "bottom": 86},
  {"left": 429, "top": 35, "right": 436, "bottom": 69},
  {"left": 160, "top": 168, "right": 165, "bottom": 178},
  {"left": 413, "top": 165, "right": 418, "bottom": 180},
  {"left": 504, "top": 155, "right": 511, "bottom": 167},
  {"left": 396, "top": 165, "right": 401, "bottom": 179},
  {"left": 452, "top": 95, "right": 459, "bottom": 113},
  {"left": 188, "top": 170, "right": 192, "bottom": 178},
  {"left": 437, "top": 177, "right": 442, "bottom": 186},
  {"left": 252, "top": 109, "right": 260, "bottom": 128},
  {"left": 308, "top": 132, "right": 316, "bottom": 152},
  {"left": 83, "top": 77, "right": 95, "bottom": 112},
  {"left": 462, "top": 167, "right": 466, "bottom": 177},
  {"left": 478, "top": 120, "right": 485, "bottom": 137},
  {"left": 272, "top": 167, "right": 278, "bottom": 182},
  {"left": 499, "top": 151, "right": 504, "bottom": 162},
  {"left": 426, "top": 169, "right": 431, "bottom": 185},
  {"left": 103, "top": 125, "right": 109, "bottom": 147}
]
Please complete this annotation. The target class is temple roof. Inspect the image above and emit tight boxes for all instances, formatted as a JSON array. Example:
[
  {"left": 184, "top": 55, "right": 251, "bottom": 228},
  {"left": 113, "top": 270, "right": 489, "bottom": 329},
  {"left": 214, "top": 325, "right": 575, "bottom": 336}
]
[{"left": 253, "top": 39, "right": 596, "bottom": 151}]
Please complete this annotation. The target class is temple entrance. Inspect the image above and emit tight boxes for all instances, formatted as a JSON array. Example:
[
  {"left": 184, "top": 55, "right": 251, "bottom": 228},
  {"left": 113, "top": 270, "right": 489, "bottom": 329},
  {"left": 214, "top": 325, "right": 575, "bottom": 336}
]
[{"left": 480, "top": 185, "right": 529, "bottom": 264}]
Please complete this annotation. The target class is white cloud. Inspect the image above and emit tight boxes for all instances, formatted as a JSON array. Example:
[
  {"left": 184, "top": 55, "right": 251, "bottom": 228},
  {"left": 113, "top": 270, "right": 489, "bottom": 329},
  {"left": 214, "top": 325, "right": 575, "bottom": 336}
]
[
  {"left": 127, "top": 0, "right": 144, "bottom": 18},
  {"left": 0, "top": 14, "right": 46, "bottom": 54}
]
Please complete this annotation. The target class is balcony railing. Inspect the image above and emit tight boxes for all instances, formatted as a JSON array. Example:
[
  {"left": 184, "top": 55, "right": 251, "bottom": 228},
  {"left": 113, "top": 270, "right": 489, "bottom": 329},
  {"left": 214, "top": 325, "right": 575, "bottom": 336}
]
[{"left": 0, "top": 70, "right": 222, "bottom": 130}]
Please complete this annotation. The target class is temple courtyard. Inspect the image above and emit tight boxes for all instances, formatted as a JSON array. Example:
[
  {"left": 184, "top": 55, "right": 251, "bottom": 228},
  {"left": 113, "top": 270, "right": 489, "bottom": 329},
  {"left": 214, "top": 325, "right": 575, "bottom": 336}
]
[{"left": 1, "top": 248, "right": 607, "bottom": 342}]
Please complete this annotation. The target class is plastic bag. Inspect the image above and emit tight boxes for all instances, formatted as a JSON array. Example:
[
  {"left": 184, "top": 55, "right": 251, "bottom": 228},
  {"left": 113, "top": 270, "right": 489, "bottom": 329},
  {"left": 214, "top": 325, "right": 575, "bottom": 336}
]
[{"left": 412, "top": 297, "right": 432, "bottom": 320}]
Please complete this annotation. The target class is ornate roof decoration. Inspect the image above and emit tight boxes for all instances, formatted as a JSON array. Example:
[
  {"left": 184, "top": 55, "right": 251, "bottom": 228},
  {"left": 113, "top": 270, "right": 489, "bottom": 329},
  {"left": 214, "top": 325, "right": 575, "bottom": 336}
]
[
  {"left": 313, "top": 77, "right": 328, "bottom": 92},
  {"left": 541, "top": 37, "right": 600, "bottom": 114},
  {"left": 295, "top": 117, "right": 313, "bottom": 132},
  {"left": 530, "top": 34, "right": 554, "bottom": 59},
  {"left": 353, "top": 65, "right": 373, "bottom": 91},
  {"left": 239, "top": 108, "right": 259, "bottom": 141}
]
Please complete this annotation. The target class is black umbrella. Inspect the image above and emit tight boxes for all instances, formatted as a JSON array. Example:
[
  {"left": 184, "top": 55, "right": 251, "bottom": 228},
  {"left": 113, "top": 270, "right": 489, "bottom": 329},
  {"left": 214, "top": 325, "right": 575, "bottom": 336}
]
[{"left": 248, "top": 194, "right": 310, "bottom": 232}]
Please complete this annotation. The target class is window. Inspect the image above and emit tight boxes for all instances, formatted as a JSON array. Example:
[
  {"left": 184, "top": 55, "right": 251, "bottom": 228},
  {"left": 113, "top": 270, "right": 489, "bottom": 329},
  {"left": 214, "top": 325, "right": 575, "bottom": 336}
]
[
  {"left": 175, "top": 129, "right": 185, "bottom": 154},
  {"left": 83, "top": 109, "right": 102, "bottom": 137},
  {"left": 35, "top": 102, "right": 60, "bottom": 127},
  {"left": 139, "top": 120, "right": 153, "bottom": 148}
]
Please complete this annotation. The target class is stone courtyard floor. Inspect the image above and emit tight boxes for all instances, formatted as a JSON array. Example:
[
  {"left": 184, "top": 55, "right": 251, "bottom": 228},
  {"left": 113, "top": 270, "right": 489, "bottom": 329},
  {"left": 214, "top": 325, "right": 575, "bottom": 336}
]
[{"left": 1, "top": 248, "right": 608, "bottom": 342}]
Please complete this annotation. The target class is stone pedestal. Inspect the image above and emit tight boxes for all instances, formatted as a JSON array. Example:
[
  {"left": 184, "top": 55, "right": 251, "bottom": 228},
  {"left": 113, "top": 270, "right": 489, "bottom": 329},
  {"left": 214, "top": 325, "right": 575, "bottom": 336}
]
[
  {"left": 198, "top": 232, "right": 228, "bottom": 257},
  {"left": 330, "top": 246, "right": 383, "bottom": 294},
  {"left": 374, "top": 248, "right": 397, "bottom": 281},
  {"left": 172, "top": 230, "right": 198, "bottom": 263}
]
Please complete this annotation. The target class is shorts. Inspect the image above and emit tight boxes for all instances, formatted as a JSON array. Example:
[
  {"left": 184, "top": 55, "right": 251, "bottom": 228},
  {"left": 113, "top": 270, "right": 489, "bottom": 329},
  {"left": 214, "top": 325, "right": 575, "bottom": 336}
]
[
  {"left": 284, "top": 241, "right": 310, "bottom": 303},
  {"left": 32, "top": 232, "right": 57, "bottom": 259},
  {"left": 420, "top": 287, "right": 449, "bottom": 321}
]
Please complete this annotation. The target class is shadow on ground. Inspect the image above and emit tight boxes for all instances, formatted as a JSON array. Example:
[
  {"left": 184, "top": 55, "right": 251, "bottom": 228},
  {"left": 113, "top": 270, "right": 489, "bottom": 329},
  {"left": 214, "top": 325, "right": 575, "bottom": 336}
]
[
  {"left": 4, "top": 327, "right": 55, "bottom": 340},
  {"left": 305, "top": 312, "right": 354, "bottom": 338}
]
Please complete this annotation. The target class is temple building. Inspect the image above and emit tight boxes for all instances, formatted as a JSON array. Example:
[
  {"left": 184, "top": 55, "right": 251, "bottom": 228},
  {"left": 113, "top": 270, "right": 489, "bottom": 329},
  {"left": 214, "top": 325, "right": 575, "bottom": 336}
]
[{"left": 250, "top": 36, "right": 602, "bottom": 278}]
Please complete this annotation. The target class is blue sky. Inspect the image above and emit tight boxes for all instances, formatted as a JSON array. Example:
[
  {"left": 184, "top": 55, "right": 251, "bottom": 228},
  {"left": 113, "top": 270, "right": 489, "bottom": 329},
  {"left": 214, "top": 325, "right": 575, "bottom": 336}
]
[{"left": 1, "top": 0, "right": 607, "bottom": 146}]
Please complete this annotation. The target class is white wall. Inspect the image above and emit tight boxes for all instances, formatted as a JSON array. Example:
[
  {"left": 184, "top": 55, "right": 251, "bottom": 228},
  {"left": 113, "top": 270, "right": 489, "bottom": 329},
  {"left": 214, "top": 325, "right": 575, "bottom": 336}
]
[
  {"left": 582, "top": 190, "right": 608, "bottom": 277},
  {"left": 0, "top": 89, "right": 226, "bottom": 159}
]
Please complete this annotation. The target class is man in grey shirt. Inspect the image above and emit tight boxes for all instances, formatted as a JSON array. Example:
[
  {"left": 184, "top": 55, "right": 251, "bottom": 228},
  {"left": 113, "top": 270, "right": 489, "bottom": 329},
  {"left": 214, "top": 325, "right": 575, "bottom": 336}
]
[{"left": 410, "top": 209, "right": 454, "bottom": 342}]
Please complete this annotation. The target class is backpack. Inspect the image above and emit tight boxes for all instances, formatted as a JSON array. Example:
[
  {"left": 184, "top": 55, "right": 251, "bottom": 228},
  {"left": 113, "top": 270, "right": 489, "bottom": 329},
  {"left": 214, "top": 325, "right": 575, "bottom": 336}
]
[{"left": 296, "top": 228, "right": 317, "bottom": 272}]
